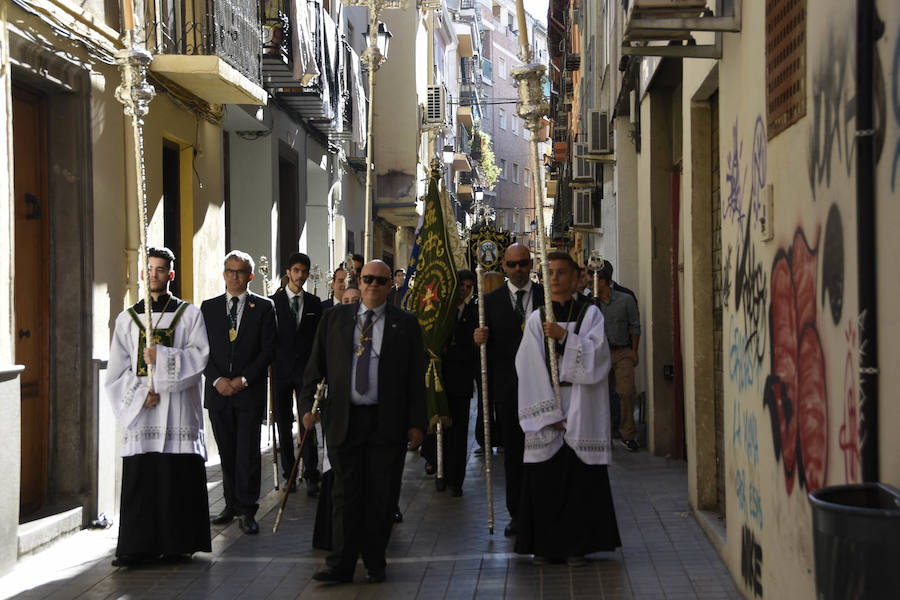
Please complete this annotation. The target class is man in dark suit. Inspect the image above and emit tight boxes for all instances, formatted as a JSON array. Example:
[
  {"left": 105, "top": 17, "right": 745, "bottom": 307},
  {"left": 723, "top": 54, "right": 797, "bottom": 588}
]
[
  {"left": 321, "top": 267, "right": 347, "bottom": 310},
  {"left": 270, "top": 252, "right": 323, "bottom": 495},
  {"left": 473, "top": 243, "right": 544, "bottom": 537},
  {"left": 202, "top": 250, "right": 276, "bottom": 535},
  {"left": 301, "top": 260, "right": 425, "bottom": 584}
]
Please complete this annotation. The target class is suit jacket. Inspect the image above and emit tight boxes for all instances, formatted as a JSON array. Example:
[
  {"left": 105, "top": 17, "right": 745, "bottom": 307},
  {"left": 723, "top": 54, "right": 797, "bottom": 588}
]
[
  {"left": 270, "top": 288, "right": 322, "bottom": 384},
  {"left": 299, "top": 302, "right": 426, "bottom": 447},
  {"left": 443, "top": 301, "right": 478, "bottom": 399},
  {"left": 201, "top": 292, "right": 277, "bottom": 417},
  {"left": 483, "top": 283, "right": 544, "bottom": 406}
]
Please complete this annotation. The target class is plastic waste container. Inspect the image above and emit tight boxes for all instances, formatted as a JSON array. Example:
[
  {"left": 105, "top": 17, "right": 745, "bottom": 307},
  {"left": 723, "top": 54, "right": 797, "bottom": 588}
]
[{"left": 808, "top": 483, "right": 900, "bottom": 600}]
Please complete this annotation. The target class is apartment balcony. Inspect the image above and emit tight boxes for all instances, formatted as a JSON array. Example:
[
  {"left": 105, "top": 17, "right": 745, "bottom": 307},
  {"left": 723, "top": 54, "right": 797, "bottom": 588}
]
[
  {"left": 259, "top": 0, "right": 359, "bottom": 141},
  {"left": 458, "top": 90, "right": 481, "bottom": 128},
  {"left": 456, "top": 170, "right": 475, "bottom": 199},
  {"left": 145, "top": 0, "right": 266, "bottom": 105}
]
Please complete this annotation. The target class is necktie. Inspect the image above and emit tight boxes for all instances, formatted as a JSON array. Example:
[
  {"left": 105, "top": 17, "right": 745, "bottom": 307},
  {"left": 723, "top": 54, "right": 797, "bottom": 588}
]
[
  {"left": 355, "top": 310, "right": 375, "bottom": 395},
  {"left": 515, "top": 289, "right": 526, "bottom": 320},
  {"left": 291, "top": 295, "right": 300, "bottom": 325},
  {"left": 229, "top": 297, "right": 239, "bottom": 328}
]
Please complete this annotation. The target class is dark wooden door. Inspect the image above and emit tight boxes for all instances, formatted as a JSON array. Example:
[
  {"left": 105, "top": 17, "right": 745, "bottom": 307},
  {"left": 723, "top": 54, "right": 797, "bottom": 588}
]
[{"left": 13, "top": 85, "right": 50, "bottom": 517}]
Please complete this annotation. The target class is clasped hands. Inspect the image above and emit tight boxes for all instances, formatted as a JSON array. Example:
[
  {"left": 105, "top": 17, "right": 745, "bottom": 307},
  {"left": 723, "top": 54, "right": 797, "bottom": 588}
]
[{"left": 301, "top": 411, "right": 424, "bottom": 450}]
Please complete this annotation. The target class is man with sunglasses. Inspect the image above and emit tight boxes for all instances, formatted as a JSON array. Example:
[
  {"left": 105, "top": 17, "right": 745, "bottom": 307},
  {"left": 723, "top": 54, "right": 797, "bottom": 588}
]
[
  {"left": 473, "top": 243, "right": 544, "bottom": 537},
  {"left": 201, "top": 251, "right": 276, "bottom": 535},
  {"left": 300, "top": 260, "right": 425, "bottom": 584}
]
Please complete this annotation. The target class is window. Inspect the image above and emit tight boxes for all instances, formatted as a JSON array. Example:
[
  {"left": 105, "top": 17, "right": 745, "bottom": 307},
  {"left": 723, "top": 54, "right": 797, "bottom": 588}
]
[
  {"left": 499, "top": 158, "right": 507, "bottom": 180},
  {"left": 511, "top": 115, "right": 518, "bottom": 135},
  {"left": 524, "top": 168, "right": 531, "bottom": 188},
  {"left": 512, "top": 163, "right": 520, "bottom": 184},
  {"left": 523, "top": 127, "right": 530, "bottom": 141},
  {"left": 499, "top": 108, "right": 506, "bottom": 130},
  {"left": 497, "top": 56, "right": 507, "bottom": 80},
  {"left": 766, "top": 0, "right": 806, "bottom": 138}
]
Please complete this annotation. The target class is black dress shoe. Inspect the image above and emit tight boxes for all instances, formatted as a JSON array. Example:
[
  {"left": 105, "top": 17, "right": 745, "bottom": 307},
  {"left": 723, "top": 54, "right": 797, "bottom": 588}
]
[
  {"left": 449, "top": 484, "right": 463, "bottom": 497},
  {"left": 306, "top": 478, "right": 320, "bottom": 497},
  {"left": 238, "top": 514, "right": 259, "bottom": 535},
  {"left": 312, "top": 568, "right": 353, "bottom": 583},
  {"left": 366, "top": 569, "right": 386, "bottom": 583},
  {"left": 392, "top": 510, "right": 403, "bottom": 523},
  {"left": 211, "top": 507, "right": 235, "bottom": 525},
  {"left": 111, "top": 554, "right": 151, "bottom": 567},
  {"left": 504, "top": 520, "right": 518, "bottom": 537}
]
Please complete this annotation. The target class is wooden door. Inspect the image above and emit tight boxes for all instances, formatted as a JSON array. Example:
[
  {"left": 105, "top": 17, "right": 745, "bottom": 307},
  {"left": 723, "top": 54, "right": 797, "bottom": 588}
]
[{"left": 13, "top": 85, "right": 50, "bottom": 518}]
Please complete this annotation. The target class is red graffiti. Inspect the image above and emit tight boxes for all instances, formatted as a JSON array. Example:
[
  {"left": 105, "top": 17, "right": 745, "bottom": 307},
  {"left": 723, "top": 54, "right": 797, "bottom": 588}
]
[
  {"left": 839, "top": 323, "right": 860, "bottom": 482},
  {"left": 764, "top": 229, "right": 828, "bottom": 495}
]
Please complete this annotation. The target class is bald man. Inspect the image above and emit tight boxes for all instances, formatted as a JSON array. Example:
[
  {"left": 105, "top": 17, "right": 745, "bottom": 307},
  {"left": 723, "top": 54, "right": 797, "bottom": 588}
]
[
  {"left": 300, "top": 260, "right": 426, "bottom": 584},
  {"left": 473, "top": 243, "right": 545, "bottom": 537}
]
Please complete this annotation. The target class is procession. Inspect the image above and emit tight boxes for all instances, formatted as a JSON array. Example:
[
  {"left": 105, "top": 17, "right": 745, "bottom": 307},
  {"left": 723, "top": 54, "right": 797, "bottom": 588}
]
[{"left": 4, "top": 0, "right": 897, "bottom": 596}]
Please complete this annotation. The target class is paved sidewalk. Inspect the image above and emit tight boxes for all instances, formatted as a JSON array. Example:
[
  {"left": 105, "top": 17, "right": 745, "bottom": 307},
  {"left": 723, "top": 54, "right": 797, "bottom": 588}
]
[{"left": 1, "top": 422, "right": 740, "bottom": 599}]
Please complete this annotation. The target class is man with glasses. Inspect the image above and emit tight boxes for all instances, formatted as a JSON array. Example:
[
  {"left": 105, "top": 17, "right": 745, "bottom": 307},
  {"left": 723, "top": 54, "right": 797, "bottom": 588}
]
[
  {"left": 201, "top": 251, "right": 276, "bottom": 535},
  {"left": 300, "top": 260, "right": 425, "bottom": 584},
  {"left": 473, "top": 243, "right": 544, "bottom": 537}
]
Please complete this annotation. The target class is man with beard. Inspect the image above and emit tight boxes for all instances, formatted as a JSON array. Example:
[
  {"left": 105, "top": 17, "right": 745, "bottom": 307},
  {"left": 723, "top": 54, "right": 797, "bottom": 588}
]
[
  {"left": 106, "top": 247, "right": 211, "bottom": 566},
  {"left": 270, "top": 252, "right": 323, "bottom": 494}
]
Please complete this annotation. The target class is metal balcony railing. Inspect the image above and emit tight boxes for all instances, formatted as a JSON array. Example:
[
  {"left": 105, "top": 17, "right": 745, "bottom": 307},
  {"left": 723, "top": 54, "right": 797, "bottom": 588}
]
[
  {"left": 460, "top": 0, "right": 475, "bottom": 9},
  {"left": 144, "top": 0, "right": 262, "bottom": 85}
]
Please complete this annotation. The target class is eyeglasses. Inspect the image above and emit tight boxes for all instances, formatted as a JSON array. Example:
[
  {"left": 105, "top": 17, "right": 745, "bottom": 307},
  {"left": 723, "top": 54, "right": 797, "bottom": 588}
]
[
  {"left": 224, "top": 268, "right": 251, "bottom": 277},
  {"left": 505, "top": 259, "right": 531, "bottom": 268},
  {"left": 361, "top": 275, "right": 391, "bottom": 286}
]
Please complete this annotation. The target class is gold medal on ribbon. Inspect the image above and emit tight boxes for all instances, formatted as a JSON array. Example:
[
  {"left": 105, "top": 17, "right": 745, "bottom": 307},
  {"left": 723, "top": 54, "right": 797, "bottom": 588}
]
[
  {"left": 355, "top": 344, "right": 365, "bottom": 357},
  {"left": 229, "top": 327, "right": 237, "bottom": 342}
]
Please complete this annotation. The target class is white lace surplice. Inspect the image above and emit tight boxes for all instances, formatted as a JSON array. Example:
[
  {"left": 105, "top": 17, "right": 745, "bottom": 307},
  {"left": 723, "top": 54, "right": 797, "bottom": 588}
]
[
  {"left": 106, "top": 303, "right": 210, "bottom": 459},
  {"left": 515, "top": 304, "right": 612, "bottom": 465}
]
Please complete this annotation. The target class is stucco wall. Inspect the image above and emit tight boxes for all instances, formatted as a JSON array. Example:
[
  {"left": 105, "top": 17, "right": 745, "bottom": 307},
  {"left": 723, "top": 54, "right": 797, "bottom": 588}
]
[{"left": 671, "top": 1, "right": 900, "bottom": 597}]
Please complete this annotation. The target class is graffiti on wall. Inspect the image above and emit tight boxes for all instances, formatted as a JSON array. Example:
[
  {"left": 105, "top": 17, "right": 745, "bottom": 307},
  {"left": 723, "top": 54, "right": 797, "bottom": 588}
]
[
  {"left": 808, "top": 27, "right": 886, "bottom": 198},
  {"left": 725, "top": 117, "right": 769, "bottom": 247},
  {"left": 820, "top": 204, "right": 844, "bottom": 325},
  {"left": 741, "top": 525, "right": 764, "bottom": 598},
  {"left": 763, "top": 228, "right": 828, "bottom": 496}
]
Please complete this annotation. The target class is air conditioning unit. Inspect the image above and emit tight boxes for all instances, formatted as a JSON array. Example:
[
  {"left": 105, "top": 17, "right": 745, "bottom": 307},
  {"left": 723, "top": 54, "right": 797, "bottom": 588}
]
[
  {"left": 573, "top": 189, "right": 593, "bottom": 226},
  {"left": 572, "top": 143, "right": 592, "bottom": 181},
  {"left": 425, "top": 85, "right": 448, "bottom": 126},
  {"left": 588, "top": 110, "right": 611, "bottom": 154}
]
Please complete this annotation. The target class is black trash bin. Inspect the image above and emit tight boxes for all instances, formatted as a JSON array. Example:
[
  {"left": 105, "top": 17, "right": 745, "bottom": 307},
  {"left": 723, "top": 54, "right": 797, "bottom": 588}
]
[{"left": 808, "top": 483, "right": 900, "bottom": 600}]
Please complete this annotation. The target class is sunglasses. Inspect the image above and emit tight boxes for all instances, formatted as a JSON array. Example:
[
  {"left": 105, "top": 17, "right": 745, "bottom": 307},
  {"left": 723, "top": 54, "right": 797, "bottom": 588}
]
[
  {"left": 505, "top": 259, "right": 531, "bottom": 268},
  {"left": 361, "top": 275, "right": 391, "bottom": 286}
]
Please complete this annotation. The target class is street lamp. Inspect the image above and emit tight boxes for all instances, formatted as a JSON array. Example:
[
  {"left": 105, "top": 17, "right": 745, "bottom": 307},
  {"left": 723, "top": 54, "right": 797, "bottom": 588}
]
[
  {"left": 442, "top": 144, "right": 455, "bottom": 164},
  {"left": 343, "top": 0, "right": 406, "bottom": 261}
]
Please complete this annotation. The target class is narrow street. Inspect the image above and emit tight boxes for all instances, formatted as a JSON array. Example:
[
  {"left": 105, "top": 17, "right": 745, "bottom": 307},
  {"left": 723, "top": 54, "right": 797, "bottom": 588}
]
[{"left": 1, "top": 414, "right": 739, "bottom": 600}]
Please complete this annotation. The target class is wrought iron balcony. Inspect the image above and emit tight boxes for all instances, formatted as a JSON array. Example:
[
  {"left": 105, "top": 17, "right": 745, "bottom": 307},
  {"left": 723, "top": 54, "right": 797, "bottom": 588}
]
[
  {"left": 144, "top": 0, "right": 266, "bottom": 105},
  {"left": 259, "top": 0, "right": 355, "bottom": 141}
]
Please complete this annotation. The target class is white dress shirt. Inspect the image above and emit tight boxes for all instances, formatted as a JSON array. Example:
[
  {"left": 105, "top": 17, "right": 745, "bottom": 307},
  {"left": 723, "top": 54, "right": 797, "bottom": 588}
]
[
  {"left": 507, "top": 280, "right": 536, "bottom": 316},
  {"left": 350, "top": 301, "right": 387, "bottom": 406},
  {"left": 225, "top": 291, "right": 249, "bottom": 332}
]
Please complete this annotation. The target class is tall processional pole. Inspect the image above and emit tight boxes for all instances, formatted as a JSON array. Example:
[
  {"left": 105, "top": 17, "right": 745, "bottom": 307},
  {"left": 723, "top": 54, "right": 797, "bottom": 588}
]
[
  {"left": 511, "top": 0, "right": 561, "bottom": 406},
  {"left": 116, "top": 2, "right": 157, "bottom": 387}
]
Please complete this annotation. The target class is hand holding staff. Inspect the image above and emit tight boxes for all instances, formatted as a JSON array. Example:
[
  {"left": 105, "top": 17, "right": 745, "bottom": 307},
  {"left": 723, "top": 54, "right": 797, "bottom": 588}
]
[
  {"left": 273, "top": 379, "right": 326, "bottom": 533},
  {"left": 475, "top": 265, "right": 495, "bottom": 534}
]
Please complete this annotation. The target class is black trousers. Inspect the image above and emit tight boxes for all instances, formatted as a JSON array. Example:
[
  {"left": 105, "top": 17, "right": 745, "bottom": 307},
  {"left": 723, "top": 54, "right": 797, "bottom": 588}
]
[
  {"left": 327, "top": 405, "right": 406, "bottom": 575},
  {"left": 117, "top": 453, "right": 211, "bottom": 557},
  {"left": 273, "top": 379, "right": 318, "bottom": 482},
  {"left": 421, "top": 393, "right": 471, "bottom": 487},
  {"left": 209, "top": 405, "right": 262, "bottom": 517},
  {"left": 475, "top": 376, "right": 502, "bottom": 448},
  {"left": 498, "top": 398, "right": 525, "bottom": 520}
]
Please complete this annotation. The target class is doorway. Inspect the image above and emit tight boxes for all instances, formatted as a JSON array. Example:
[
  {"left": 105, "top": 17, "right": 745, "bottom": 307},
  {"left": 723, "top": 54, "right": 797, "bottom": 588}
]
[
  {"left": 13, "top": 84, "right": 50, "bottom": 518},
  {"left": 278, "top": 150, "right": 299, "bottom": 270},
  {"left": 163, "top": 141, "right": 181, "bottom": 298}
]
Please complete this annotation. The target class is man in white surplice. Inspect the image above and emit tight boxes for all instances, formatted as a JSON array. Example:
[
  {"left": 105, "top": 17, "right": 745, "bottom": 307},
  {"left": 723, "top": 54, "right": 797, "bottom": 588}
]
[
  {"left": 514, "top": 251, "right": 621, "bottom": 564},
  {"left": 106, "top": 247, "right": 211, "bottom": 567}
]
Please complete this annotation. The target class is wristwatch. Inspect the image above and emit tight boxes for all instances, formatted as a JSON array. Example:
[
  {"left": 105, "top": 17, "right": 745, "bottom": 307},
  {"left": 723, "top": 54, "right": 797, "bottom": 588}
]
[{"left": 241, "top": 376, "right": 248, "bottom": 388}]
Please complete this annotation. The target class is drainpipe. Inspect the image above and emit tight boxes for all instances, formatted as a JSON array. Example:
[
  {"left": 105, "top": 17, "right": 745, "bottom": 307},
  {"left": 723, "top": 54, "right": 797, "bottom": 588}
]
[{"left": 856, "top": 0, "right": 880, "bottom": 483}]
